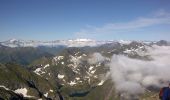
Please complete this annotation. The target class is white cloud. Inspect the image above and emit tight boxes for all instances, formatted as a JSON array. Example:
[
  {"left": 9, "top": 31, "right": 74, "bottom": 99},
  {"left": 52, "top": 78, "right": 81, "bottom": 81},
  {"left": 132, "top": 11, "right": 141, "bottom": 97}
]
[
  {"left": 75, "top": 10, "right": 170, "bottom": 35},
  {"left": 109, "top": 45, "right": 170, "bottom": 97},
  {"left": 88, "top": 53, "right": 106, "bottom": 64},
  {"left": 88, "top": 45, "right": 170, "bottom": 98}
]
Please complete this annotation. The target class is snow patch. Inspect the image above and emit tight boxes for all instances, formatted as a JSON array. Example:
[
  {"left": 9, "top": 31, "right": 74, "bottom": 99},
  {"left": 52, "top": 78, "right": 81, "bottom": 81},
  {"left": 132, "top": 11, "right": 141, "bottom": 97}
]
[
  {"left": 69, "top": 81, "right": 77, "bottom": 86},
  {"left": 50, "top": 89, "right": 54, "bottom": 92},
  {"left": 44, "top": 92, "right": 48, "bottom": 97},
  {"left": 90, "top": 69, "right": 96, "bottom": 74},
  {"left": 123, "top": 46, "right": 146, "bottom": 56},
  {"left": 58, "top": 74, "right": 64, "bottom": 79},
  {"left": 89, "top": 66, "right": 94, "bottom": 71},
  {"left": 75, "top": 77, "right": 80, "bottom": 80},
  {"left": 98, "top": 80, "right": 105, "bottom": 86},
  {"left": 61, "top": 62, "right": 64, "bottom": 65},
  {"left": 14, "top": 88, "right": 34, "bottom": 97},
  {"left": 69, "top": 55, "right": 82, "bottom": 68},
  {"left": 58, "top": 56, "right": 64, "bottom": 60},
  {"left": 82, "top": 54, "right": 87, "bottom": 56},
  {"left": 41, "top": 71, "right": 45, "bottom": 74},
  {"left": 33, "top": 68, "right": 41, "bottom": 75},
  {"left": 94, "top": 75, "right": 98, "bottom": 78},
  {"left": 48, "top": 73, "right": 51, "bottom": 76},
  {"left": 33, "top": 67, "right": 46, "bottom": 75},
  {"left": 0, "top": 85, "right": 10, "bottom": 90},
  {"left": 44, "top": 64, "right": 49, "bottom": 69},
  {"left": 53, "top": 56, "right": 64, "bottom": 62}
]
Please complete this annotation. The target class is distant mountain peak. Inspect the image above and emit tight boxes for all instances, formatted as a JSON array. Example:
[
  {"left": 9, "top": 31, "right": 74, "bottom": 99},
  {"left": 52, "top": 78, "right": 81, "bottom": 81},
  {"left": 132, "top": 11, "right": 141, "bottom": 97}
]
[
  {"left": 118, "top": 40, "right": 132, "bottom": 45},
  {"left": 8, "top": 38, "right": 18, "bottom": 43},
  {"left": 68, "top": 38, "right": 94, "bottom": 42}
]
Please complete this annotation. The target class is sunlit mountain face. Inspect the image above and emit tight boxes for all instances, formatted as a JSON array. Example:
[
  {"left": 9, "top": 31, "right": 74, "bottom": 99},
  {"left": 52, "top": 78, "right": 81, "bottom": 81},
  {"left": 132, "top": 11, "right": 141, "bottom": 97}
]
[{"left": 0, "top": 39, "right": 170, "bottom": 100}]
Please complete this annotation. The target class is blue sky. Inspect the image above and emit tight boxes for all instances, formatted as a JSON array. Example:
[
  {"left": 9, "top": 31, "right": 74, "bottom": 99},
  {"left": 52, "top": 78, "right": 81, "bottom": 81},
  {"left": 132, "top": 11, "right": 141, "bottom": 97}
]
[{"left": 0, "top": 0, "right": 170, "bottom": 41}]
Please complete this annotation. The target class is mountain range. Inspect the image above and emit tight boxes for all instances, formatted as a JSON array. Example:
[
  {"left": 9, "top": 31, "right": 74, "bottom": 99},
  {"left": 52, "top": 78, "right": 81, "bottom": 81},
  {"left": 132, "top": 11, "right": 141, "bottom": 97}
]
[
  {"left": 1, "top": 38, "right": 166, "bottom": 48},
  {"left": 0, "top": 39, "right": 169, "bottom": 100}
]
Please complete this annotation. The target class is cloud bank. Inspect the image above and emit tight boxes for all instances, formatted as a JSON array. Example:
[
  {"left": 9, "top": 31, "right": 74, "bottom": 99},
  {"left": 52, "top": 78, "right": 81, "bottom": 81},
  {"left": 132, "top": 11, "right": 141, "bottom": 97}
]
[
  {"left": 88, "top": 53, "right": 106, "bottom": 64},
  {"left": 87, "top": 45, "right": 170, "bottom": 98},
  {"left": 109, "top": 45, "right": 170, "bottom": 96}
]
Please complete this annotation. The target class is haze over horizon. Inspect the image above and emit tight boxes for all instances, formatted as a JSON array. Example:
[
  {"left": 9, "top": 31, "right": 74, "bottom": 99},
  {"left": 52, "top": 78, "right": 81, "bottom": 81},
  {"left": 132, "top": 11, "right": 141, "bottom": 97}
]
[{"left": 0, "top": 0, "right": 170, "bottom": 41}]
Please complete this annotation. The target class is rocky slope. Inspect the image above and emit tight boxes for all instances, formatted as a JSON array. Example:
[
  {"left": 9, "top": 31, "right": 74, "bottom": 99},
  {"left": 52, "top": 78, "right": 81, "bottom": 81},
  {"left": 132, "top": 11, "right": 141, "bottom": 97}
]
[{"left": 0, "top": 63, "right": 60, "bottom": 100}]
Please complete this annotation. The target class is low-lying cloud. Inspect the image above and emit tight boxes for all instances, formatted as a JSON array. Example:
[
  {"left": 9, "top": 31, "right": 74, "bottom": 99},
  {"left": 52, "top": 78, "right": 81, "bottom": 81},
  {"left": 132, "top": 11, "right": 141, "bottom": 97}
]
[
  {"left": 109, "top": 45, "right": 170, "bottom": 96},
  {"left": 88, "top": 45, "right": 170, "bottom": 97},
  {"left": 88, "top": 53, "right": 106, "bottom": 64}
]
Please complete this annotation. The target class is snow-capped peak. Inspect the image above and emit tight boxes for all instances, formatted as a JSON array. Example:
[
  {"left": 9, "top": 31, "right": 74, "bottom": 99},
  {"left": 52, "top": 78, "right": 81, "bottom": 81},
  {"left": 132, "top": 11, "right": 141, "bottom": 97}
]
[
  {"left": 8, "top": 38, "right": 18, "bottom": 43},
  {"left": 118, "top": 40, "right": 132, "bottom": 45},
  {"left": 68, "top": 38, "right": 94, "bottom": 42},
  {"left": 74, "top": 38, "right": 93, "bottom": 42}
]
